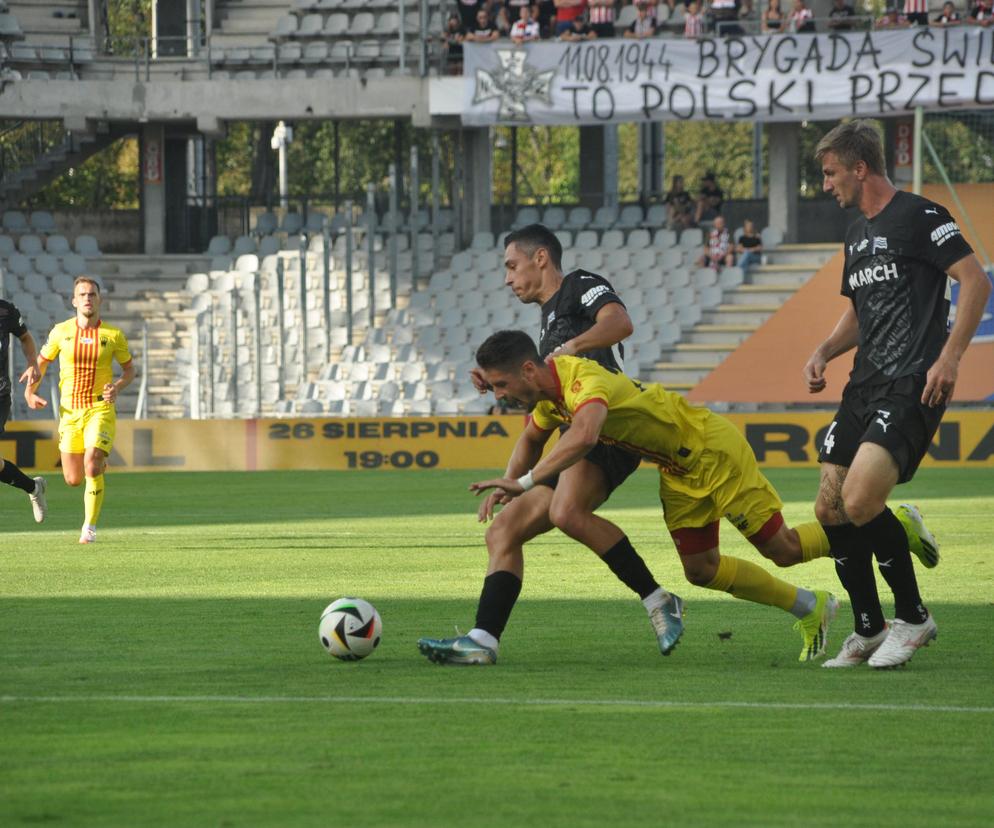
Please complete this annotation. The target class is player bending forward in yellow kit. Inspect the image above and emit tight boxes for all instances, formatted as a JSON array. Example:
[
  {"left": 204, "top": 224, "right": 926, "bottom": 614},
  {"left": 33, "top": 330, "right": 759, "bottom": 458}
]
[
  {"left": 469, "top": 330, "right": 840, "bottom": 661},
  {"left": 26, "top": 276, "right": 135, "bottom": 544}
]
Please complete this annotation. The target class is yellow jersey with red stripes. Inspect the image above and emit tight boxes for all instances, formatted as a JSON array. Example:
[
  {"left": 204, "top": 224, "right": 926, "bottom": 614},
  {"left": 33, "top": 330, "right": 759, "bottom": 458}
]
[
  {"left": 530, "top": 355, "right": 712, "bottom": 476},
  {"left": 40, "top": 318, "right": 132, "bottom": 411}
]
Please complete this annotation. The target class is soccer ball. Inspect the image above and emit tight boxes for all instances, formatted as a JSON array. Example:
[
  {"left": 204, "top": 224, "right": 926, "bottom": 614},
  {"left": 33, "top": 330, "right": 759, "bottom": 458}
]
[{"left": 319, "top": 598, "right": 382, "bottom": 661}]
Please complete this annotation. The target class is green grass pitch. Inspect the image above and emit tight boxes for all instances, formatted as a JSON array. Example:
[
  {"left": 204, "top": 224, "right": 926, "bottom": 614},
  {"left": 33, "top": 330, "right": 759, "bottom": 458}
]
[{"left": 2, "top": 467, "right": 993, "bottom": 827}]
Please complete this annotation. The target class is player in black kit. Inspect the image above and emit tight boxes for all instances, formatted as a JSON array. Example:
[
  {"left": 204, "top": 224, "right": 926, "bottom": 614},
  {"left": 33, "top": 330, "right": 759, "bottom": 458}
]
[
  {"left": 806, "top": 120, "right": 991, "bottom": 669},
  {"left": 0, "top": 298, "right": 47, "bottom": 521},
  {"left": 418, "top": 224, "right": 684, "bottom": 664}
]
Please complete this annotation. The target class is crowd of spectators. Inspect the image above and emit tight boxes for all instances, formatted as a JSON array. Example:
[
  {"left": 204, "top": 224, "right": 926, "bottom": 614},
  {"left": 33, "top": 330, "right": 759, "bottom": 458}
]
[{"left": 442, "top": 0, "right": 993, "bottom": 66}]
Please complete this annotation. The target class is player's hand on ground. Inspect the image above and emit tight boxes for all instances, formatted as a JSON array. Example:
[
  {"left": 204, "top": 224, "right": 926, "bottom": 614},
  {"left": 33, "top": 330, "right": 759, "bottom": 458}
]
[
  {"left": 102, "top": 382, "right": 118, "bottom": 403},
  {"left": 922, "top": 356, "right": 957, "bottom": 408},
  {"left": 18, "top": 364, "right": 40, "bottom": 387},
  {"left": 24, "top": 388, "right": 47, "bottom": 409},
  {"left": 470, "top": 477, "right": 523, "bottom": 497},
  {"left": 803, "top": 353, "right": 827, "bottom": 394},
  {"left": 470, "top": 366, "right": 491, "bottom": 395},
  {"left": 477, "top": 490, "right": 511, "bottom": 522}
]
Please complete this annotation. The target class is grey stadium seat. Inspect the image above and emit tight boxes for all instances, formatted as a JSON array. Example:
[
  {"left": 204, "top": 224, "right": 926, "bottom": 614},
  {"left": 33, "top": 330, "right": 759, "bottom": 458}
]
[
  {"left": 75, "top": 235, "right": 101, "bottom": 256},
  {"left": 272, "top": 15, "right": 300, "bottom": 38},
  {"left": 542, "top": 206, "right": 567, "bottom": 229},
  {"left": 30, "top": 211, "right": 56, "bottom": 234},
  {"left": 45, "top": 235, "right": 71, "bottom": 255},
  {"left": 350, "top": 12, "right": 376, "bottom": 36},
  {"left": 563, "top": 206, "right": 592, "bottom": 231},
  {"left": 3, "top": 211, "right": 28, "bottom": 233},
  {"left": 323, "top": 13, "right": 349, "bottom": 36}
]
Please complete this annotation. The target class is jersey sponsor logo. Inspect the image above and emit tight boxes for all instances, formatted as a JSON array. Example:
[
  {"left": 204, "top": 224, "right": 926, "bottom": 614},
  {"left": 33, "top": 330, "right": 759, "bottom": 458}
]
[
  {"left": 930, "top": 221, "right": 961, "bottom": 247},
  {"left": 80, "top": 336, "right": 95, "bottom": 344},
  {"left": 580, "top": 284, "right": 610, "bottom": 307},
  {"left": 848, "top": 262, "right": 899, "bottom": 290}
]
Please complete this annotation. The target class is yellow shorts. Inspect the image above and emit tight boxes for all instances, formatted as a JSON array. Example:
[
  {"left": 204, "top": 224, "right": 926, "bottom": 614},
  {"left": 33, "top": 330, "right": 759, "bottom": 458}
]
[
  {"left": 58, "top": 404, "right": 117, "bottom": 455},
  {"left": 659, "top": 413, "right": 783, "bottom": 554}
]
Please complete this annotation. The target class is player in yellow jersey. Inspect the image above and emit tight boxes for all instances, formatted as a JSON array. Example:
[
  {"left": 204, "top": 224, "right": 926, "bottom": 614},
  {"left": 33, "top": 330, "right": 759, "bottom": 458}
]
[
  {"left": 25, "top": 276, "right": 135, "bottom": 544},
  {"left": 466, "top": 330, "right": 839, "bottom": 662}
]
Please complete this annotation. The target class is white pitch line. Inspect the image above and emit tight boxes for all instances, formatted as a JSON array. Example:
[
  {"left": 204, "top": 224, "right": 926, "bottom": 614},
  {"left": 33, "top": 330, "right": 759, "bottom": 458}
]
[{"left": 1, "top": 695, "right": 992, "bottom": 714}]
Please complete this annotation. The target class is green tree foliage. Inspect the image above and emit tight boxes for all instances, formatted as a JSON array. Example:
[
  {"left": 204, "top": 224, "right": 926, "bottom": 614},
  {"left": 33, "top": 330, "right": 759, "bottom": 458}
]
[
  {"left": 104, "top": 0, "right": 153, "bottom": 56},
  {"left": 660, "top": 121, "right": 757, "bottom": 200}
]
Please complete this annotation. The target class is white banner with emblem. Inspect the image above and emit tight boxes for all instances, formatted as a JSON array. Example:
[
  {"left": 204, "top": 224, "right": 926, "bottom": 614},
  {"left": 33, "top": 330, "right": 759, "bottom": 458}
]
[{"left": 462, "top": 28, "right": 994, "bottom": 126}]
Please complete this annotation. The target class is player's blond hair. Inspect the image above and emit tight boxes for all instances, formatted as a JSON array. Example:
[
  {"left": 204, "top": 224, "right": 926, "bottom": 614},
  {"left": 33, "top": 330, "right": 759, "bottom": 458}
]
[
  {"left": 73, "top": 275, "right": 101, "bottom": 294},
  {"left": 815, "top": 120, "right": 885, "bottom": 176}
]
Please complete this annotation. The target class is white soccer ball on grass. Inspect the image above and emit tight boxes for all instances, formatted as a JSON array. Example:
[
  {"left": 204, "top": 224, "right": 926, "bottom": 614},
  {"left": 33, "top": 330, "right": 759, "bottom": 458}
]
[{"left": 319, "top": 597, "right": 382, "bottom": 661}]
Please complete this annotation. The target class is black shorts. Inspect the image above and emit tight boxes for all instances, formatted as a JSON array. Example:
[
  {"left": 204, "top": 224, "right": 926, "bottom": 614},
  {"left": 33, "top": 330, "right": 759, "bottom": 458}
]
[
  {"left": 0, "top": 394, "right": 9, "bottom": 434},
  {"left": 541, "top": 440, "right": 642, "bottom": 498},
  {"left": 817, "top": 373, "right": 944, "bottom": 484}
]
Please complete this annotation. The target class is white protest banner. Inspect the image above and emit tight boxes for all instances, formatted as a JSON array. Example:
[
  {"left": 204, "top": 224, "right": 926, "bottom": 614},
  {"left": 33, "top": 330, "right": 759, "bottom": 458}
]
[{"left": 462, "top": 28, "right": 994, "bottom": 126}]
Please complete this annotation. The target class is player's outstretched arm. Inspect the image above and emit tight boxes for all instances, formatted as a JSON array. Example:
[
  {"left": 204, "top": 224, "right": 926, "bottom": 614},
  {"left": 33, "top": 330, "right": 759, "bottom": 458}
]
[
  {"left": 476, "top": 421, "right": 551, "bottom": 521},
  {"left": 16, "top": 331, "right": 39, "bottom": 387},
  {"left": 804, "top": 304, "right": 859, "bottom": 393},
  {"left": 556, "top": 303, "right": 633, "bottom": 356},
  {"left": 923, "top": 254, "right": 992, "bottom": 407}
]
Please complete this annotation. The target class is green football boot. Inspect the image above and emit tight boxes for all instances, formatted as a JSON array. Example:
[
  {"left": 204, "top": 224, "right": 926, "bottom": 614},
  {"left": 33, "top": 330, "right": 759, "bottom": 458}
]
[
  {"left": 896, "top": 504, "right": 940, "bottom": 569},
  {"left": 647, "top": 593, "right": 685, "bottom": 656},
  {"left": 794, "top": 590, "right": 839, "bottom": 662},
  {"left": 417, "top": 635, "right": 497, "bottom": 665}
]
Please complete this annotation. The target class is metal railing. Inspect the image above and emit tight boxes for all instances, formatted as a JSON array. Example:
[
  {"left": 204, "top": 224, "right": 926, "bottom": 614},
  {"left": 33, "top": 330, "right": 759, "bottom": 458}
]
[{"left": 0, "top": 120, "right": 77, "bottom": 191}]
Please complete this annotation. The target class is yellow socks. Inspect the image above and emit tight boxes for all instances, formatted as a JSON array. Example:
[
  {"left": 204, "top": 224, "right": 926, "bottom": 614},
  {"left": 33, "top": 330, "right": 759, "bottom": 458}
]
[
  {"left": 84, "top": 475, "right": 105, "bottom": 527},
  {"left": 705, "top": 555, "right": 798, "bottom": 613},
  {"left": 796, "top": 521, "right": 831, "bottom": 562}
]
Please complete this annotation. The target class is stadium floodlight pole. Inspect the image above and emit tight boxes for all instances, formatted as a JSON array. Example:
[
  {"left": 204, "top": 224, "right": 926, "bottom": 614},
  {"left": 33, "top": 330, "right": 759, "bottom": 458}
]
[
  {"left": 399, "top": 0, "right": 406, "bottom": 74},
  {"left": 276, "top": 257, "right": 286, "bottom": 400},
  {"left": 388, "top": 161, "right": 399, "bottom": 311},
  {"left": 430, "top": 130, "right": 440, "bottom": 287},
  {"left": 366, "top": 183, "right": 377, "bottom": 329},
  {"left": 409, "top": 144, "right": 419, "bottom": 302},
  {"left": 912, "top": 106, "right": 923, "bottom": 196},
  {"left": 271, "top": 121, "right": 293, "bottom": 211},
  {"left": 322, "top": 219, "right": 332, "bottom": 362},
  {"left": 345, "top": 199, "right": 355, "bottom": 346},
  {"left": 299, "top": 233, "right": 309, "bottom": 383},
  {"left": 253, "top": 272, "right": 263, "bottom": 418}
]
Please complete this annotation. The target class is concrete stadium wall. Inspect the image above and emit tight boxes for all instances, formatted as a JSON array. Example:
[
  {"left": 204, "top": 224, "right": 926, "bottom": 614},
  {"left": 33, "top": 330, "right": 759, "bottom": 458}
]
[{"left": 50, "top": 209, "right": 142, "bottom": 253}]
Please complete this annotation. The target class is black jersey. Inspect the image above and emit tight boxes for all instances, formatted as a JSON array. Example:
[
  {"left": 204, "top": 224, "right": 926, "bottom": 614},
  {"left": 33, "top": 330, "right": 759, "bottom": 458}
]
[
  {"left": 538, "top": 269, "right": 625, "bottom": 371},
  {"left": 0, "top": 299, "right": 28, "bottom": 397},
  {"left": 841, "top": 191, "right": 973, "bottom": 387}
]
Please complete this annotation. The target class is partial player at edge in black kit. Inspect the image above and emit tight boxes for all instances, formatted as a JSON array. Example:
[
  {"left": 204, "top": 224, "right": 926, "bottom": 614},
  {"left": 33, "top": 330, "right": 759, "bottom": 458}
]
[
  {"left": 807, "top": 119, "right": 992, "bottom": 670},
  {"left": 0, "top": 298, "right": 47, "bottom": 522}
]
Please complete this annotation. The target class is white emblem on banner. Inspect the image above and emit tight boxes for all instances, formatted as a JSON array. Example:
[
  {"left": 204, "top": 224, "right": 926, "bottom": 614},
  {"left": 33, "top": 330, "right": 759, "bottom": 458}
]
[{"left": 473, "top": 49, "right": 556, "bottom": 122}]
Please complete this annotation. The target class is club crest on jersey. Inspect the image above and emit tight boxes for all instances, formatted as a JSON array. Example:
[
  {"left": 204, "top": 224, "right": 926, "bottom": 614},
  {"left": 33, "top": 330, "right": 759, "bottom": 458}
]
[
  {"left": 100, "top": 337, "right": 108, "bottom": 346},
  {"left": 571, "top": 380, "right": 582, "bottom": 393},
  {"left": 848, "top": 238, "right": 869, "bottom": 255}
]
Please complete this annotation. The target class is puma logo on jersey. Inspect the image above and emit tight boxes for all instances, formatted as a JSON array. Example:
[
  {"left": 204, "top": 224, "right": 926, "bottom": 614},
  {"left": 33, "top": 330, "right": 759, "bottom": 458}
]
[{"left": 924, "top": 208, "right": 938, "bottom": 215}]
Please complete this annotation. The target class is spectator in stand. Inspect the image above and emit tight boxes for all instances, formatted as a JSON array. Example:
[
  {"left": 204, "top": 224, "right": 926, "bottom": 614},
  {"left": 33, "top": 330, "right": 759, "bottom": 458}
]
[
  {"left": 626, "top": 2, "right": 658, "bottom": 37},
  {"left": 903, "top": 0, "right": 929, "bottom": 24},
  {"left": 876, "top": 5, "right": 910, "bottom": 27},
  {"left": 694, "top": 171, "right": 724, "bottom": 225},
  {"left": 736, "top": 220, "right": 763, "bottom": 273},
  {"left": 587, "top": 0, "right": 617, "bottom": 37},
  {"left": 761, "top": 0, "right": 784, "bottom": 31},
  {"left": 739, "top": 0, "right": 756, "bottom": 27},
  {"left": 711, "top": 0, "right": 742, "bottom": 35},
  {"left": 536, "top": 0, "right": 557, "bottom": 36},
  {"left": 664, "top": 175, "right": 695, "bottom": 230},
  {"left": 465, "top": 6, "right": 502, "bottom": 40},
  {"left": 968, "top": 0, "right": 994, "bottom": 25},
  {"left": 787, "top": 0, "right": 815, "bottom": 31},
  {"left": 442, "top": 13, "right": 466, "bottom": 74},
  {"left": 505, "top": 0, "right": 531, "bottom": 27},
  {"left": 554, "top": 0, "right": 587, "bottom": 35},
  {"left": 932, "top": 1, "right": 963, "bottom": 24},
  {"left": 560, "top": 12, "right": 598, "bottom": 38},
  {"left": 827, "top": 0, "right": 856, "bottom": 30},
  {"left": 685, "top": 0, "right": 705, "bottom": 36},
  {"left": 696, "top": 215, "right": 735, "bottom": 271},
  {"left": 511, "top": 4, "right": 542, "bottom": 40},
  {"left": 457, "top": 0, "right": 482, "bottom": 29}
]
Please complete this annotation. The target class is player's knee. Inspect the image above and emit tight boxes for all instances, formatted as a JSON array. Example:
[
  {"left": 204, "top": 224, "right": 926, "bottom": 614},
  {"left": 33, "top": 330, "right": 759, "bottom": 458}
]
[
  {"left": 842, "top": 490, "right": 884, "bottom": 526},
  {"left": 63, "top": 472, "right": 83, "bottom": 487},
  {"left": 813, "top": 498, "right": 839, "bottom": 525},
  {"left": 681, "top": 559, "right": 715, "bottom": 587},
  {"left": 548, "top": 501, "right": 586, "bottom": 538}
]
